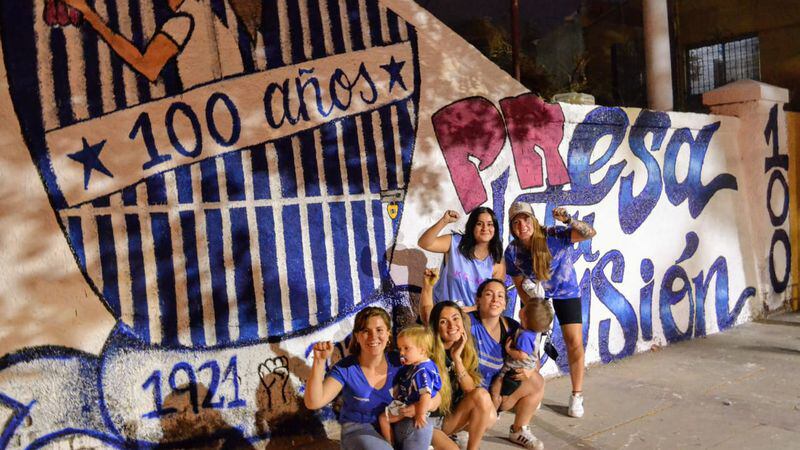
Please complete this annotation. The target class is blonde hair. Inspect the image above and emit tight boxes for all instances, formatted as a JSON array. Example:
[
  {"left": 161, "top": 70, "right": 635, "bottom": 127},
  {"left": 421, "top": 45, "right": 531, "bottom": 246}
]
[
  {"left": 348, "top": 307, "right": 391, "bottom": 356},
  {"left": 397, "top": 325, "right": 452, "bottom": 415},
  {"left": 528, "top": 216, "right": 552, "bottom": 282}
]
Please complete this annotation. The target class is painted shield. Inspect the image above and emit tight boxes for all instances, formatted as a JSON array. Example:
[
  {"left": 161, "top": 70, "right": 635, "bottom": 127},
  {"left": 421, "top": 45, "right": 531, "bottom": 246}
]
[{"left": 0, "top": 0, "right": 419, "bottom": 348}]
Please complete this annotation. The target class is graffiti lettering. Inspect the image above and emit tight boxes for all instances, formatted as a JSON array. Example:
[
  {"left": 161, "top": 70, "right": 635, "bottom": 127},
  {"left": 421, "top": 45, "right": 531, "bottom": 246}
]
[
  {"left": 133, "top": 93, "right": 242, "bottom": 171},
  {"left": 764, "top": 104, "right": 791, "bottom": 293},
  {"left": 499, "top": 94, "right": 569, "bottom": 189},
  {"left": 265, "top": 63, "right": 379, "bottom": 129},
  {"left": 141, "top": 356, "right": 246, "bottom": 419}
]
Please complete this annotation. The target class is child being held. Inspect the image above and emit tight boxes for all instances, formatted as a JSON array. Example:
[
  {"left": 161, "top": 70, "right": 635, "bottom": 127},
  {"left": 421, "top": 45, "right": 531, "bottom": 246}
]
[
  {"left": 379, "top": 325, "right": 451, "bottom": 445},
  {"left": 490, "top": 300, "right": 553, "bottom": 410}
]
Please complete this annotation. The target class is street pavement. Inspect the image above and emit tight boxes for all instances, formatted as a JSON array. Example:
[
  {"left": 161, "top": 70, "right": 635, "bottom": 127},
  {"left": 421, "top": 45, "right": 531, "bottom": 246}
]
[{"left": 483, "top": 311, "right": 800, "bottom": 449}]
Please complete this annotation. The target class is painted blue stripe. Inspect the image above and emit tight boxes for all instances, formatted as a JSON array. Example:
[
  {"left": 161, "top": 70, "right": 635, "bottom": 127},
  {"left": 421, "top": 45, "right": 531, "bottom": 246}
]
[
  {"left": 67, "top": 216, "right": 86, "bottom": 272},
  {"left": 179, "top": 211, "right": 206, "bottom": 346},
  {"left": 298, "top": 130, "right": 321, "bottom": 196},
  {"left": 282, "top": 205, "right": 309, "bottom": 330},
  {"left": 81, "top": 21, "right": 103, "bottom": 117},
  {"left": 230, "top": 208, "right": 259, "bottom": 341},
  {"left": 325, "top": 0, "right": 346, "bottom": 54},
  {"left": 351, "top": 201, "right": 375, "bottom": 300},
  {"left": 152, "top": 2, "right": 183, "bottom": 95},
  {"left": 275, "top": 137, "right": 298, "bottom": 198},
  {"left": 175, "top": 165, "right": 194, "bottom": 204},
  {"left": 344, "top": 0, "right": 366, "bottom": 51},
  {"left": 371, "top": 199, "right": 389, "bottom": 280},
  {"left": 122, "top": 185, "right": 137, "bottom": 206},
  {"left": 359, "top": 112, "right": 381, "bottom": 193},
  {"left": 146, "top": 173, "right": 168, "bottom": 205},
  {"left": 204, "top": 209, "right": 230, "bottom": 344},
  {"left": 125, "top": 214, "right": 150, "bottom": 342},
  {"left": 285, "top": 0, "right": 306, "bottom": 63},
  {"left": 127, "top": 0, "right": 151, "bottom": 103},
  {"left": 340, "top": 116, "right": 363, "bottom": 194},
  {"left": 96, "top": 215, "right": 121, "bottom": 317},
  {"left": 50, "top": 28, "right": 74, "bottom": 126},
  {"left": 320, "top": 122, "right": 344, "bottom": 195},
  {"left": 92, "top": 196, "right": 111, "bottom": 208},
  {"left": 386, "top": 8, "right": 401, "bottom": 43},
  {"left": 329, "top": 202, "right": 353, "bottom": 314},
  {"left": 151, "top": 213, "right": 178, "bottom": 346},
  {"left": 364, "top": 0, "right": 383, "bottom": 46},
  {"left": 200, "top": 158, "right": 221, "bottom": 202},
  {"left": 223, "top": 151, "right": 246, "bottom": 201},
  {"left": 0, "top": 2, "right": 65, "bottom": 209},
  {"left": 306, "top": 0, "right": 327, "bottom": 59},
  {"left": 104, "top": 0, "right": 128, "bottom": 109},
  {"left": 250, "top": 145, "right": 271, "bottom": 200},
  {"left": 210, "top": 0, "right": 228, "bottom": 26},
  {"left": 255, "top": 206, "right": 284, "bottom": 336},
  {"left": 396, "top": 101, "right": 415, "bottom": 186},
  {"left": 307, "top": 203, "right": 332, "bottom": 323},
  {"left": 260, "top": 0, "right": 284, "bottom": 69},
  {"left": 237, "top": 25, "right": 256, "bottom": 72},
  {"left": 378, "top": 107, "right": 398, "bottom": 190}
]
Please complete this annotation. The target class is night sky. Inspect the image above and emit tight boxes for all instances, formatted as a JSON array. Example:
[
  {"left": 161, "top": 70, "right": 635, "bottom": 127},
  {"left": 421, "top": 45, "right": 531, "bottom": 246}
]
[{"left": 418, "top": 0, "right": 582, "bottom": 37}]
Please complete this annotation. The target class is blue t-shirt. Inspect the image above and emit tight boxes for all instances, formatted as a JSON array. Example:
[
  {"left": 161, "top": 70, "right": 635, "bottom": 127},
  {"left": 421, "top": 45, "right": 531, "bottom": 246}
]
[
  {"left": 514, "top": 329, "right": 537, "bottom": 355},
  {"left": 433, "top": 233, "right": 496, "bottom": 307},
  {"left": 394, "top": 359, "right": 442, "bottom": 405},
  {"left": 504, "top": 226, "right": 580, "bottom": 299},
  {"left": 469, "top": 312, "right": 520, "bottom": 388},
  {"left": 327, "top": 352, "right": 402, "bottom": 423}
]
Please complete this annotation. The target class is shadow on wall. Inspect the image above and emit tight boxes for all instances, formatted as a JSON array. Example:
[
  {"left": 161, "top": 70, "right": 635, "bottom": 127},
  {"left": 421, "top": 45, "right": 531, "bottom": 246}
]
[
  {"left": 159, "top": 383, "right": 255, "bottom": 449},
  {"left": 256, "top": 344, "right": 338, "bottom": 449}
]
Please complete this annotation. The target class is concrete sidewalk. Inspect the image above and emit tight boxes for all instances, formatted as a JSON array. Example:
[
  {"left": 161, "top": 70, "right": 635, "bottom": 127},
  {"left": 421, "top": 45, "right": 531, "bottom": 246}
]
[{"left": 484, "top": 311, "right": 800, "bottom": 449}]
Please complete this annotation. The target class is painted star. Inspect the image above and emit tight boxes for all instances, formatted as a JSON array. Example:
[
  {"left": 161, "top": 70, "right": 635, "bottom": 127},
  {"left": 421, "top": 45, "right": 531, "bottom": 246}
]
[
  {"left": 380, "top": 56, "right": 407, "bottom": 93},
  {"left": 67, "top": 137, "right": 114, "bottom": 190}
]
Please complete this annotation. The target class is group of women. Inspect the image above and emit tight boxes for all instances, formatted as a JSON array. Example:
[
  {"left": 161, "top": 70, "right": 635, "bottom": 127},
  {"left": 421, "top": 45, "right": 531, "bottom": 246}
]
[{"left": 305, "top": 202, "right": 597, "bottom": 450}]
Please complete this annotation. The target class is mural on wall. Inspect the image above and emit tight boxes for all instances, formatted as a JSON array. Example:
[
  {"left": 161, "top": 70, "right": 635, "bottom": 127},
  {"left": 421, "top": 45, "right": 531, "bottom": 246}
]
[
  {"left": 0, "top": 0, "right": 419, "bottom": 447},
  {"left": 0, "top": 0, "right": 791, "bottom": 448}
]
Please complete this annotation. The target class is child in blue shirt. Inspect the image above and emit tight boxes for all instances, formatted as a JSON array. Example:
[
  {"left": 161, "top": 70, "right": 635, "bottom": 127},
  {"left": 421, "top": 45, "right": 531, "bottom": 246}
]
[
  {"left": 379, "top": 325, "right": 451, "bottom": 447},
  {"left": 490, "top": 300, "right": 553, "bottom": 410}
]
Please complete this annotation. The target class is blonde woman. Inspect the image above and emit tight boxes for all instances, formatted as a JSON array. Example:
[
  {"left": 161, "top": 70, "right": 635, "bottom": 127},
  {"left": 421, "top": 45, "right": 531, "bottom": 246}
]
[
  {"left": 419, "top": 269, "right": 497, "bottom": 450},
  {"left": 504, "top": 202, "right": 596, "bottom": 419}
]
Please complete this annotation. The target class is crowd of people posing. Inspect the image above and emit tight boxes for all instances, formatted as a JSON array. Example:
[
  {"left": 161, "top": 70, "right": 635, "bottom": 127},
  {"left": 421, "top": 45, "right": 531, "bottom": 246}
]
[{"left": 305, "top": 202, "right": 597, "bottom": 450}]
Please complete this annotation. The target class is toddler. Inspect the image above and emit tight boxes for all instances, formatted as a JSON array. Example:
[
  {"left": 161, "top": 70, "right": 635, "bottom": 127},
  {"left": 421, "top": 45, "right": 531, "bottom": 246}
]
[
  {"left": 379, "top": 325, "right": 450, "bottom": 446},
  {"left": 490, "top": 300, "right": 553, "bottom": 410}
]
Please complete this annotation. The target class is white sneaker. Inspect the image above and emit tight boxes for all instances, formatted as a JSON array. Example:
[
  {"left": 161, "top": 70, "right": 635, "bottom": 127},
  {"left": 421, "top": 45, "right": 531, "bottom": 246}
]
[
  {"left": 568, "top": 393, "right": 584, "bottom": 418},
  {"left": 508, "top": 425, "right": 544, "bottom": 450}
]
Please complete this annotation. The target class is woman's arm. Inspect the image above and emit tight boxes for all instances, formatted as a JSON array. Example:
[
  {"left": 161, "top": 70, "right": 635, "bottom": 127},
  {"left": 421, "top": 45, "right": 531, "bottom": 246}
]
[
  {"left": 418, "top": 211, "right": 458, "bottom": 253},
  {"left": 492, "top": 259, "right": 506, "bottom": 281},
  {"left": 553, "top": 207, "right": 596, "bottom": 243},
  {"left": 303, "top": 342, "right": 343, "bottom": 409},
  {"left": 419, "top": 268, "right": 439, "bottom": 327},
  {"left": 63, "top": 0, "right": 179, "bottom": 81},
  {"left": 450, "top": 335, "right": 477, "bottom": 392},
  {"left": 512, "top": 275, "right": 533, "bottom": 307}
]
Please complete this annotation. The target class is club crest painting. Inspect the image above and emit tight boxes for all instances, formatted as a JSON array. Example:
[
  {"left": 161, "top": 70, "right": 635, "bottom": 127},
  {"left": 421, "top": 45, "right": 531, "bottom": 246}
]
[{"left": 0, "top": 0, "right": 792, "bottom": 448}]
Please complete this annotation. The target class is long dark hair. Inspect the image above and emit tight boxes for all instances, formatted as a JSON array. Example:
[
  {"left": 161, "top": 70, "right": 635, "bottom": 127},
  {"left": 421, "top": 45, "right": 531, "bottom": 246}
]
[{"left": 458, "top": 207, "right": 502, "bottom": 263}]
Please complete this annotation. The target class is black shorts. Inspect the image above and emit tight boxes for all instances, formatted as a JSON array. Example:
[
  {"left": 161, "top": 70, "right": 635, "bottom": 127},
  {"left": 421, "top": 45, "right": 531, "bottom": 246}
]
[{"left": 553, "top": 298, "right": 582, "bottom": 325}]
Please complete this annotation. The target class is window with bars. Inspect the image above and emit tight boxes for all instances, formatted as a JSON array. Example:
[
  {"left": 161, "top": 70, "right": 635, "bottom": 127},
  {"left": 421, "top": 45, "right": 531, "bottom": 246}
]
[{"left": 687, "top": 36, "right": 760, "bottom": 95}]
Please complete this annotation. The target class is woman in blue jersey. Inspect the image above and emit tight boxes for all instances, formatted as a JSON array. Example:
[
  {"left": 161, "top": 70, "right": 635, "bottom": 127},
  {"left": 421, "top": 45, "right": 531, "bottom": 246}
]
[
  {"left": 304, "top": 307, "right": 437, "bottom": 450},
  {"left": 504, "top": 202, "right": 596, "bottom": 419},
  {"left": 470, "top": 279, "right": 545, "bottom": 450},
  {"left": 419, "top": 269, "right": 497, "bottom": 450},
  {"left": 418, "top": 207, "right": 505, "bottom": 311}
]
